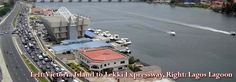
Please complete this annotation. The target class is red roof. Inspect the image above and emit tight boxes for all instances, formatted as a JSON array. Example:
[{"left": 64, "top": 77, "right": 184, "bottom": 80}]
[{"left": 81, "top": 49, "right": 125, "bottom": 61}]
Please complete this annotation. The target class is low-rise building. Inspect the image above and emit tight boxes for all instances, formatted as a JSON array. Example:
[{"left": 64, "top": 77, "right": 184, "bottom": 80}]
[
  {"left": 31, "top": 7, "right": 53, "bottom": 16},
  {"left": 210, "top": 0, "right": 225, "bottom": 11},
  {"left": 51, "top": 39, "right": 112, "bottom": 54},
  {"left": 74, "top": 48, "right": 129, "bottom": 73}
]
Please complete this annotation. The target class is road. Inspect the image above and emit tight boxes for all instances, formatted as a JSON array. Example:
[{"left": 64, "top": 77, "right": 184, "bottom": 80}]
[{"left": 0, "top": 2, "right": 37, "bottom": 82}]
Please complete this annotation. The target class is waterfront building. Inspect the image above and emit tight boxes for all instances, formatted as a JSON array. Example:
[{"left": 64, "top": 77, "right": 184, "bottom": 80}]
[
  {"left": 51, "top": 38, "right": 112, "bottom": 54},
  {"left": 74, "top": 48, "right": 129, "bottom": 72},
  {"left": 41, "top": 15, "right": 90, "bottom": 42},
  {"left": 210, "top": 0, "right": 224, "bottom": 10},
  {"left": 41, "top": 16, "right": 69, "bottom": 41},
  {"left": 31, "top": 7, "right": 53, "bottom": 16}
]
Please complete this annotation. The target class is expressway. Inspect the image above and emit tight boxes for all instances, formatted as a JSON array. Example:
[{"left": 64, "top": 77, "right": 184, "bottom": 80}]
[{"left": 0, "top": 2, "right": 37, "bottom": 82}]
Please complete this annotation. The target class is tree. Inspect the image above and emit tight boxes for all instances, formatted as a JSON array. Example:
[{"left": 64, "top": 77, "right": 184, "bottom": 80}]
[{"left": 170, "top": 0, "right": 176, "bottom": 4}]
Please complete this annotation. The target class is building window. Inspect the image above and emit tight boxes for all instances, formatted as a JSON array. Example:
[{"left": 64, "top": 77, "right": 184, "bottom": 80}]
[
  {"left": 91, "top": 65, "right": 99, "bottom": 69},
  {"left": 118, "top": 67, "right": 123, "bottom": 70},
  {"left": 114, "top": 62, "right": 116, "bottom": 64},
  {"left": 104, "top": 64, "right": 107, "bottom": 67},
  {"left": 108, "top": 63, "right": 110, "bottom": 65},
  {"left": 100, "top": 65, "right": 102, "bottom": 68},
  {"left": 120, "top": 61, "right": 125, "bottom": 64}
]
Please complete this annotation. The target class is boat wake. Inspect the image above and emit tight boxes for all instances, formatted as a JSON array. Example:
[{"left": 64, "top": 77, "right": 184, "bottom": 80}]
[
  {"left": 157, "top": 18, "right": 231, "bottom": 35},
  {"left": 91, "top": 6, "right": 231, "bottom": 35}
]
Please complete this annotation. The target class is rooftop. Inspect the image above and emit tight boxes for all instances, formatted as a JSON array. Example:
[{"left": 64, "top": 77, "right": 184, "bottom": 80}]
[
  {"left": 51, "top": 39, "right": 112, "bottom": 54},
  {"left": 41, "top": 16, "right": 68, "bottom": 27},
  {"left": 80, "top": 48, "right": 125, "bottom": 61}
]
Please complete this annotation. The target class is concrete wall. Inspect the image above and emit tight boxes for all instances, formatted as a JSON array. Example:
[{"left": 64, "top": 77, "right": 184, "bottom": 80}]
[{"left": 57, "top": 54, "right": 75, "bottom": 60}]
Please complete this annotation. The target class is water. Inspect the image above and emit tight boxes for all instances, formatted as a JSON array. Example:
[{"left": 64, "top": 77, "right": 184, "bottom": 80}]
[{"left": 36, "top": 2, "right": 236, "bottom": 82}]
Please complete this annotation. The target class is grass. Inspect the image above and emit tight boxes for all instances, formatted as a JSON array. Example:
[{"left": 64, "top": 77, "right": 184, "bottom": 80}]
[
  {"left": 21, "top": 55, "right": 49, "bottom": 82},
  {"left": 67, "top": 63, "right": 84, "bottom": 72},
  {"left": 12, "top": 11, "right": 19, "bottom": 28}
]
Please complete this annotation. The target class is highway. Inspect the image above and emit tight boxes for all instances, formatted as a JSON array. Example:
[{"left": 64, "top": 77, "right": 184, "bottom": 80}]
[{"left": 0, "top": 2, "right": 37, "bottom": 82}]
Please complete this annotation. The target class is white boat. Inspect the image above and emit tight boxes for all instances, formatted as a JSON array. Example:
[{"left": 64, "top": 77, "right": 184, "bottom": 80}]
[
  {"left": 87, "top": 28, "right": 95, "bottom": 32},
  {"left": 116, "top": 38, "right": 132, "bottom": 45},
  {"left": 110, "top": 34, "right": 120, "bottom": 41},
  {"left": 229, "top": 31, "right": 236, "bottom": 36},
  {"left": 167, "top": 30, "right": 176, "bottom": 36},
  {"left": 119, "top": 47, "right": 131, "bottom": 54}
]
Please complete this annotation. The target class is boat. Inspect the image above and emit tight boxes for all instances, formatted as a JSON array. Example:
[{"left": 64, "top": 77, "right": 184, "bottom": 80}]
[
  {"left": 110, "top": 34, "right": 120, "bottom": 41},
  {"left": 118, "top": 47, "right": 131, "bottom": 54},
  {"left": 229, "top": 31, "right": 236, "bottom": 36},
  {"left": 116, "top": 38, "right": 132, "bottom": 46},
  {"left": 167, "top": 30, "right": 176, "bottom": 36}
]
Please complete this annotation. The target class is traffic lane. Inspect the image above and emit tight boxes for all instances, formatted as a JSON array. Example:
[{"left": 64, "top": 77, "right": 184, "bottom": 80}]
[
  {"left": 1, "top": 3, "right": 20, "bottom": 31},
  {"left": 1, "top": 35, "right": 36, "bottom": 82},
  {"left": 6, "top": 34, "right": 36, "bottom": 82},
  {"left": 0, "top": 2, "right": 36, "bottom": 82},
  {"left": 0, "top": 35, "right": 18, "bottom": 82}
]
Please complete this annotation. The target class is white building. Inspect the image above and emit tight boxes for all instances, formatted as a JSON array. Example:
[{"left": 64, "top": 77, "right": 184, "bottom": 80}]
[{"left": 74, "top": 48, "right": 129, "bottom": 72}]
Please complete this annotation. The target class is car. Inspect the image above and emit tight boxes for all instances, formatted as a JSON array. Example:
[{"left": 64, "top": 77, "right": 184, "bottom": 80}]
[
  {"left": 46, "top": 64, "right": 51, "bottom": 69},
  {"left": 52, "top": 64, "right": 58, "bottom": 67},
  {"left": 42, "top": 60, "right": 46, "bottom": 65},
  {"left": 31, "top": 55, "right": 35, "bottom": 59},
  {"left": 44, "top": 58, "right": 49, "bottom": 62},
  {"left": 33, "top": 57, "right": 38, "bottom": 62},
  {"left": 55, "top": 67, "right": 62, "bottom": 72},
  {"left": 38, "top": 55, "right": 43, "bottom": 60},
  {"left": 36, "top": 61, "right": 42, "bottom": 66}
]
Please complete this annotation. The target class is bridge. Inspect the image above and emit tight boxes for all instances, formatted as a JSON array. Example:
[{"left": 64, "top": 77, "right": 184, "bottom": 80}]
[{"left": 31, "top": 0, "right": 147, "bottom": 2}]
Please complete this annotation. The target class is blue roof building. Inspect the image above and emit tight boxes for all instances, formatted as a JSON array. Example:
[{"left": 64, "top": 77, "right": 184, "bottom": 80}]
[{"left": 51, "top": 40, "right": 112, "bottom": 54}]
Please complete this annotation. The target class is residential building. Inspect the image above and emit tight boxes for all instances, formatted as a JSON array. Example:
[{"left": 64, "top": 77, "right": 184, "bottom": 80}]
[
  {"left": 75, "top": 48, "right": 129, "bottom": 73},
  {"left": 210, "top": 0, "right": 224, "bottom": 10}
]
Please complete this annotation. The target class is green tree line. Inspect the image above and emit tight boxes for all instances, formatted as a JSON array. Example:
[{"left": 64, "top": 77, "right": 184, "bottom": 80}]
[
  {"left": 0, "top": 3, "right": 12, "bottom": 17},
  {"left": 221, "top": 0, "right": 236, "bottom": 14}
]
